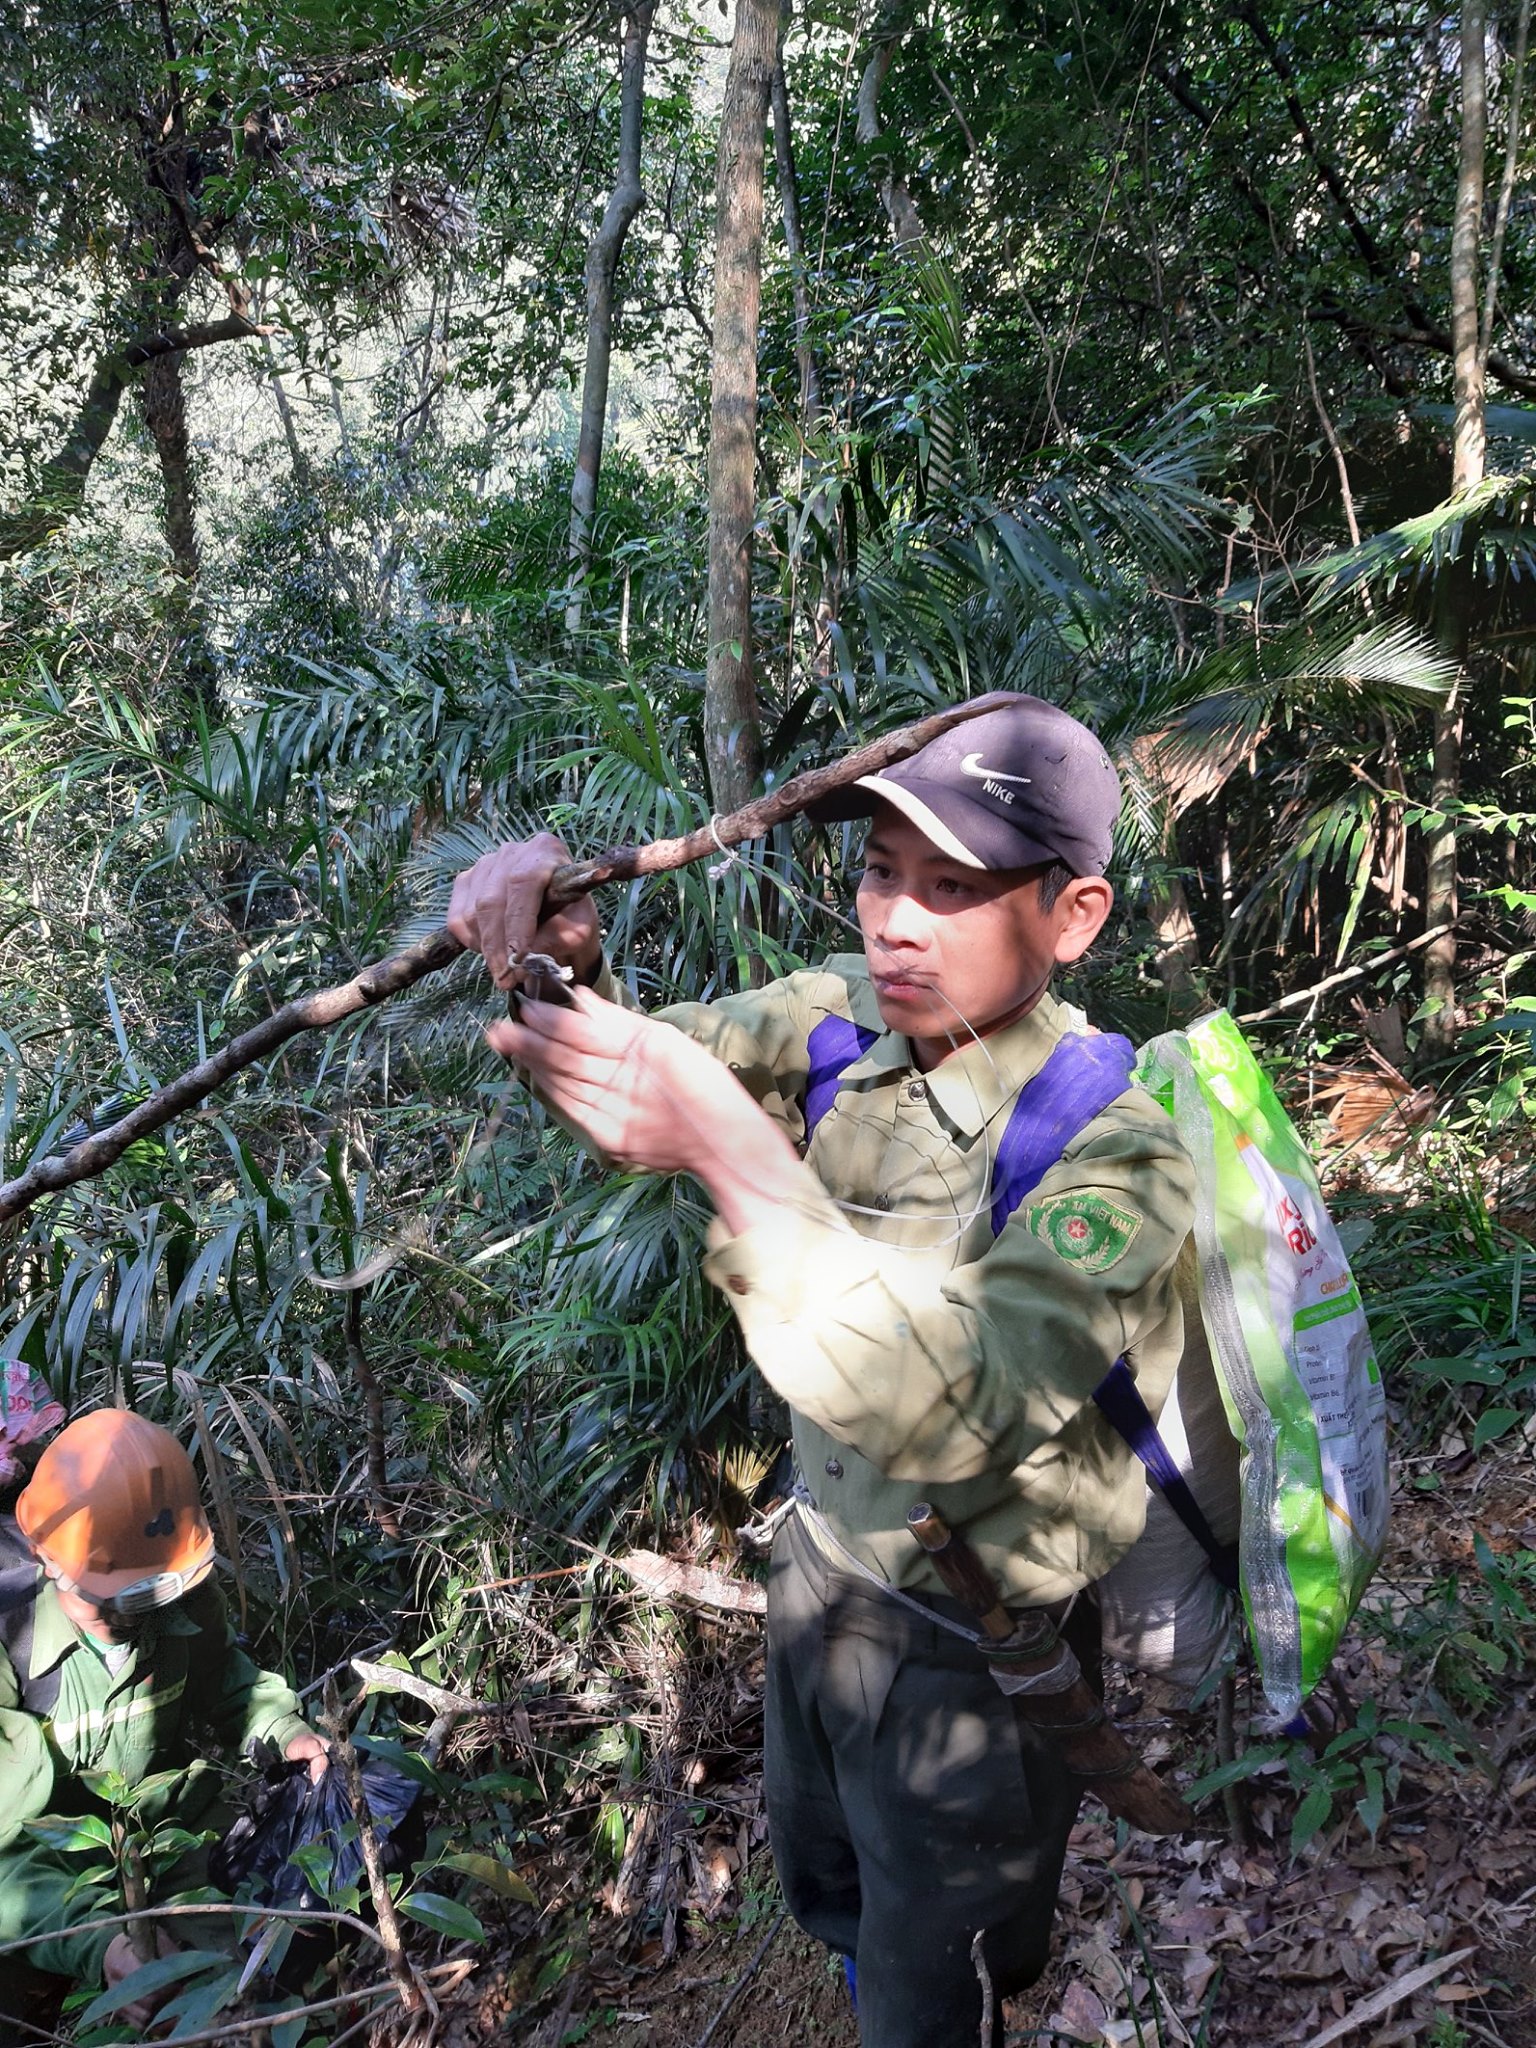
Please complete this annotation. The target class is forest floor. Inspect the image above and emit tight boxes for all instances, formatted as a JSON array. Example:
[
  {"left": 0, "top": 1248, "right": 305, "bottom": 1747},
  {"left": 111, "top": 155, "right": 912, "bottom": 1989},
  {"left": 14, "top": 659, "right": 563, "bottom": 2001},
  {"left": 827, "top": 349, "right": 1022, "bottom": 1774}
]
[{"left": 443, "top": 1434, "right": 1536, "bottom": 2048}]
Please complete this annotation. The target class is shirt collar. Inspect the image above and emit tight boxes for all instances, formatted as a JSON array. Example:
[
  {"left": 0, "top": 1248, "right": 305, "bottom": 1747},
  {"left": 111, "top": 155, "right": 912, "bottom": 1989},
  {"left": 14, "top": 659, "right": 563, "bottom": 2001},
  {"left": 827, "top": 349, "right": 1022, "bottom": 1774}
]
[
  {"left": 26, "top": 1581, "right": 201, "bottom": 1682},
  {"left": 29, "top": 1579, "right": 85, "bottom": 1681},
  {"left": 829, "top": 961, "right": 1074, "bottom": 1137},
  {"left": 922, "top": 990, "right": 1072, "bottom": 1135}
]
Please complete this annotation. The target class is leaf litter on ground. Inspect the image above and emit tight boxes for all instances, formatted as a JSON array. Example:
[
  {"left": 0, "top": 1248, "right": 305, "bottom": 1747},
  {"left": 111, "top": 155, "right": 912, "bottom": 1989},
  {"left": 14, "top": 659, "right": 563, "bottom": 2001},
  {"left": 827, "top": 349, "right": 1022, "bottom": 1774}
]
[{"left": 438, "top": 1434, "right": 1535, "bottom": 2048}]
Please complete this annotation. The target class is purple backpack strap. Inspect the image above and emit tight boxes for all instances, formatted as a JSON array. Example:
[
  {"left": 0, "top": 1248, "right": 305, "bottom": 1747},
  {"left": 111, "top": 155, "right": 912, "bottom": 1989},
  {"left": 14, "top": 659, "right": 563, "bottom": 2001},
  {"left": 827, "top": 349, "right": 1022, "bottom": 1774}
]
[
  {"left": 798, "top": 1014, "right": 1230, "bottom": 1595},
  {"left": 1091, "top": 1360, "right": 1240, "bottom": 1589},
  {"left": 988, "top": 1032, "right": 1137, "bottom": 1235},
  {"left": 804, "top": 1014, "right": 880, "bottom": 1139},
  {"left": 987, "top": 1036, "right": 1237, "bottom": 1595}
]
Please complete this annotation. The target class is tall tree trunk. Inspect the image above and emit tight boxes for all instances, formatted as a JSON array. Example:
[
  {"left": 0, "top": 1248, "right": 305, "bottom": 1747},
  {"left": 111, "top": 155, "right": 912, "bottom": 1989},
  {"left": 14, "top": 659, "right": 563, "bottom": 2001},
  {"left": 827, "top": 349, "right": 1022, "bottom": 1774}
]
[
  {"left": 140, "top": 350, "right": 201, "bottom": 583},
  {"left": 1450, "top": 6, "right": 1488, "bottom": 497},
  {"left": 1422, "top": 0, "right": 1488, "bottom": 1062},
  {"left": 1149, "top": 871, "right": 1205, "bottom": 1016},
  {"left": 566, "top": 0, "right": 658, "bottom": 633},
  {"left": 772, "top": 18, "right": 835, "bottom": 682},
  {"left": 140, "top": 346, "right": 222, "bottom": 713},
  {"left": 855, "top": 2, "right": 925, "bottom": 248},
  {"left": 704, "top": 0, "right": 776, "bottom": 818},
  {"left": 1479, "top": 0, "right": 1533, "bottom": 363},
  {"left": 0, "top": 319, "right": 260, "bottom": 562},
  {"left": 770, "top": 35, "right": 821, "bottom": 424}
]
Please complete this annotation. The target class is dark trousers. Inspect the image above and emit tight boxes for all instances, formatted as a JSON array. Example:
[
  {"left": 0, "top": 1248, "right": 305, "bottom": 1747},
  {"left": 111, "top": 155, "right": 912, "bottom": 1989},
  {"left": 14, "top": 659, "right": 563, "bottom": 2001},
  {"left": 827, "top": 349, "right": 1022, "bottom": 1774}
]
[{"left": 764, "top": 1510, "right": 1094, "bottom": 2048}]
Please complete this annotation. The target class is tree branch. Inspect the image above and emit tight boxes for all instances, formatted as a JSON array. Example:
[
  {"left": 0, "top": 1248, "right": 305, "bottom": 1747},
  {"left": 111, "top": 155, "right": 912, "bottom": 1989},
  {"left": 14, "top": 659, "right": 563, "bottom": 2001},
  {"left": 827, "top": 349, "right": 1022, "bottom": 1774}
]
[
  {"left": 0, "top": 318, "right": 269, "bottom": 561},
  {"left": 1236, "top": 920, "right": 1458, "bottom": 1023},
  {"left": 1157, "top": 62, "right": 1536, "bottom": 401},
  {"left": 566, "top": 0, "right": 658, "bottom": 630},
  {"left": 1236, "top": 4, "right": 1392, "bottom": 282},
  {"left": 322, "top": 1675, "right": 429, "bottom": 2019},
  {"left": 352, "top": 1658, "right": 494, "bottom": 1718},
  {"left": 0, "top": 693, "right": 1020, "bottom": 1224},
  {"left": 1480, "top": 0, "right": 1534, "bottom": 366},
  {"left": 855, "top": 0, "right": 925, "bottom": 247}
]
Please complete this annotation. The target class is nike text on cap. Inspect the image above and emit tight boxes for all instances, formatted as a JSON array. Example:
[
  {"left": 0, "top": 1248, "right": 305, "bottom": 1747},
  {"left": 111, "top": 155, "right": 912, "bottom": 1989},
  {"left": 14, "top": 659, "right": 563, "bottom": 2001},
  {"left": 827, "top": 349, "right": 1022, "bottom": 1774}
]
[{"left": 809, "top": 696, "right": 1122, "bottom": 875}]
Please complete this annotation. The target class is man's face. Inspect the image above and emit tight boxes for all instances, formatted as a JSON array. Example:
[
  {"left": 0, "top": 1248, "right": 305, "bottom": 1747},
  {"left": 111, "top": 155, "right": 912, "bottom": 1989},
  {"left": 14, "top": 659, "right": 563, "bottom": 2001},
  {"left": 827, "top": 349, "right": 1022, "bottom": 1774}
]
[
  {"left": 40, "top": 1559, "right": 136, "bottom": 1644},
  {"left": 854, "top": 806, "right": 1110, "bottom": 1067}
]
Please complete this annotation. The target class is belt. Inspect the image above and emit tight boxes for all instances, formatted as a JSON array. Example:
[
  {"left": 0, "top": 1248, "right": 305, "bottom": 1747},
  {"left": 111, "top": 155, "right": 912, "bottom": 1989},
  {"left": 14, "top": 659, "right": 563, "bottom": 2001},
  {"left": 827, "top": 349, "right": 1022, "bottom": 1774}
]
[
  {"left": 787, "top": 1480, "right": 1084, "bottom": 1648},
  {"left": 793, "top": 1488, "right": 981, "bottom": 1644}
]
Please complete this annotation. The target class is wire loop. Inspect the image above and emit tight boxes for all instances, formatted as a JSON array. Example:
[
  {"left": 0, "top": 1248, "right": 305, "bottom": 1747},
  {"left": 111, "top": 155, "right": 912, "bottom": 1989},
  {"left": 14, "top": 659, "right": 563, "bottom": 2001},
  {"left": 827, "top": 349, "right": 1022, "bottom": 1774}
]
[{"left": 707, "top": 815, "right": 741, "bottom": 881}]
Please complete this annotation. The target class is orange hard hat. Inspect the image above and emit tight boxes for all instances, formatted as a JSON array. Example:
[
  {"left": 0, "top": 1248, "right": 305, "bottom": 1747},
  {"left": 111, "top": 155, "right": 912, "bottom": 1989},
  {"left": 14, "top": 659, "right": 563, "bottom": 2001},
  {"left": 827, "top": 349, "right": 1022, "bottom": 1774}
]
[{"left": 15, "top": 1410, "right": 215, "bottom": 1608}]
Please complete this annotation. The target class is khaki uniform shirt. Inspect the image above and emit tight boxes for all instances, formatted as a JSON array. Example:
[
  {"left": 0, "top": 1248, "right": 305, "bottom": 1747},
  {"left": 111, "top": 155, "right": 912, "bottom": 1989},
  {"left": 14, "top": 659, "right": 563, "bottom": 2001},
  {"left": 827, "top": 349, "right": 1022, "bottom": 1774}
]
[{"left": 596, "top": 953, "right": 1196, "bottom": 1608}]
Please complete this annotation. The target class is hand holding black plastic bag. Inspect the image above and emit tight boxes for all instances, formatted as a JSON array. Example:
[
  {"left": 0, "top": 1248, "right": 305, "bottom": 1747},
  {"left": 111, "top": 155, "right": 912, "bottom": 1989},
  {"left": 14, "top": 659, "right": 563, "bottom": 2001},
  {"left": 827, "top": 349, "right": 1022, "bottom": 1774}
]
[{"left": 211, "top": 1750, "right": 422, "bottom": 1911}]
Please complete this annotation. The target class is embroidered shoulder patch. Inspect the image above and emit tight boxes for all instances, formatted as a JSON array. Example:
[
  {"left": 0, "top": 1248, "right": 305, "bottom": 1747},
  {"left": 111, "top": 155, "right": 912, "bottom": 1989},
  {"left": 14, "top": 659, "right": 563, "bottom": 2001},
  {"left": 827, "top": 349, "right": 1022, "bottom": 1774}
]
[{"left": 1029, "top": 1191, "right": 1142, "bottom": 1273}]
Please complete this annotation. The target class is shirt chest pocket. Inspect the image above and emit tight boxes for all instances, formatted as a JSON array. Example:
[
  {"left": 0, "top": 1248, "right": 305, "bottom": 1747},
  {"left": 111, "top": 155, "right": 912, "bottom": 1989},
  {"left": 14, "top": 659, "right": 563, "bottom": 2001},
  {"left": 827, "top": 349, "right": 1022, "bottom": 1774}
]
[
  {"left": 50, "top": 1658, "right": 189, "bottom": 1772},
  {"left": 810, "top": 1087, "right": 984, "bottom": 1223}
]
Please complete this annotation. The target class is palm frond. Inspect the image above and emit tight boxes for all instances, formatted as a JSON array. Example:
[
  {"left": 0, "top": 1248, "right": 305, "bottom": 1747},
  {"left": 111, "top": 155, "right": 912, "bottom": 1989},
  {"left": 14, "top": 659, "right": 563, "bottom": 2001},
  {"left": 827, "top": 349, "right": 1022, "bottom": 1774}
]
[
  {"left": 1109, "top": 617, "right": 1451, "bottom": 844},
  {"left": 1295, "top": 473, "right": 1536, "bottom": 600}
]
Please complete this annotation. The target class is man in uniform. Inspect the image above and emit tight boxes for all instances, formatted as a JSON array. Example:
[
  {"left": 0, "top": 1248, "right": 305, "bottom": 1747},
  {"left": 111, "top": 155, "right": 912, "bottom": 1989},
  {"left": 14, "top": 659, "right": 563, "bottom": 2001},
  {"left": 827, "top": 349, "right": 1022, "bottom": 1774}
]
[
  {"left": 0, "top": 1408, "right": 328, "bottom": 2018},
  {"left": 448, "top": 696, "right": 1195, "bottom": 2048}
]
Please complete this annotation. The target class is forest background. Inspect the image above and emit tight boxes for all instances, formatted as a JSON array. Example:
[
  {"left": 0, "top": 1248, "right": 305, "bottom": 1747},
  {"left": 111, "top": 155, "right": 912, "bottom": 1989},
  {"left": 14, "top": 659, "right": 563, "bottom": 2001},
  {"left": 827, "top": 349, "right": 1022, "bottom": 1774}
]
[{"left": 1, "top": 0, "right": 1534, "bottom": 2041}]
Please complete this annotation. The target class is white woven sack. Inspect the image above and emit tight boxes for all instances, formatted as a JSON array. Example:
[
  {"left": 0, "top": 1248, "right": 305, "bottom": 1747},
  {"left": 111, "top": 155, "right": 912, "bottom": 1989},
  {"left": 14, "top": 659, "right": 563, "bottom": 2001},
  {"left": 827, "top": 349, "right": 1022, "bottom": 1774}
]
[{"left": 1099, "top": 1243, "right": 1243, "bottom": 1694}]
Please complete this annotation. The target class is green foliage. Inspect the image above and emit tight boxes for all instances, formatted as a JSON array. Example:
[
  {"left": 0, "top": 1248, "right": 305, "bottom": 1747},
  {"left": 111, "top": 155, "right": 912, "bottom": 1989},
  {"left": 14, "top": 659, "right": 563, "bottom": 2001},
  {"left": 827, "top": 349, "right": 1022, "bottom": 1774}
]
[
  {"left": 1188, "top": 1696, "right": 1461, "bottom": 1860},
  {"left": 2, "top": 0, "right": 1534, "bottom": 2021},
  {"left": 1389, "top": 1537, "right": 1536, "bottom": 1719}
]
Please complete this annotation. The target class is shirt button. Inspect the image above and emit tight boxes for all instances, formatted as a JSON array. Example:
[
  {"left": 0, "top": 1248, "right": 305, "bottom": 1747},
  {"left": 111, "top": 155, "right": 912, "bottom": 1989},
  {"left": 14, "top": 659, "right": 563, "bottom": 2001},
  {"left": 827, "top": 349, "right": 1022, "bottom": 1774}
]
[
  {"left": 905, "top": 1080, "right": 927, "bottom": 1103},
  {"left": 727, "top": 1273, "right": 750, "bottom": 1296},
  {"left": 824, "top": 1458, "right": 844, "bottom": 1479}
]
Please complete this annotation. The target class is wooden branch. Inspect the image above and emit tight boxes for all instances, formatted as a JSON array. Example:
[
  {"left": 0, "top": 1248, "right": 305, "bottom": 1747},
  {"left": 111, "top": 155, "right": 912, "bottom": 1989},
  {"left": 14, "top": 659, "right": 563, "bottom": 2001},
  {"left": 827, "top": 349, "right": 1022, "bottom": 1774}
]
[
  {"left": 351, "top": 1657, "right": 495, "bottom": 1719},
  {"left": 1236, "top": 921, "right": 1456, "bottom": 1024},
  {"left": 0, "top": 317, "right": 270, "bottom": 561},
  {"left": 693, "top": 1909, "right": 787, "bottom": 2048},
  {"left": 1296, "top": 1947, "right": 1479, "bottom": 2048},
  {"left": 612, "top": 1549, "right": 767, "bottom": 1616},
  {"left": 0, "top": 692, "right": 1017, "bottom": 1224},
  {"left": 0, "top": 927, "right": 462, "bottom": 1223},
  {"left": 0, "top": 1899, "right": 392, "bottom": 1964},
  {"left": 323, "top": 1676, "right": 427, "bottom": 2019},
  {"left": 117, "top": 317, "right": 272, "bottom": 373}
]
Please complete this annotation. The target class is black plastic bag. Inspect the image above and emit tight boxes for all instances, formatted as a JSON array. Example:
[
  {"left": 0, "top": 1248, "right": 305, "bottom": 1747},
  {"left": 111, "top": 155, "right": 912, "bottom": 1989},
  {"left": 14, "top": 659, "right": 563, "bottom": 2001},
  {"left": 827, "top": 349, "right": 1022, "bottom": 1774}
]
[{"left": 210, "top": 1752, "right": 423, "bottom": 1911}]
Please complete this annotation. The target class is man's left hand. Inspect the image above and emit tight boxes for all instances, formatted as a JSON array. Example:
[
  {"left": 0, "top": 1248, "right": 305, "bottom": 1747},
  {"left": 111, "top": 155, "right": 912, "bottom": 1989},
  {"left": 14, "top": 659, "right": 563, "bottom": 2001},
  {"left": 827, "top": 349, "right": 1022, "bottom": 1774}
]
[
  {"left": 488, "top": 990, "right": 749, "bottom": 1176},
  {"left": 285, "top": 1731, "right": 330, "bottom": 1784},
  {"left": 486, "top": 990, "right": 807, "bottom": 1233}
]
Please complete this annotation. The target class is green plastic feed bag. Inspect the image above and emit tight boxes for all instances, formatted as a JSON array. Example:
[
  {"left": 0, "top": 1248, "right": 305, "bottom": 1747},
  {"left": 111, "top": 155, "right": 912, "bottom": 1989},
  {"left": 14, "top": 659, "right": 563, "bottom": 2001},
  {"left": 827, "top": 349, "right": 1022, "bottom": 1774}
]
[{"left": 1137, "top": 1010, "right": 1390, "bottom": 1718}]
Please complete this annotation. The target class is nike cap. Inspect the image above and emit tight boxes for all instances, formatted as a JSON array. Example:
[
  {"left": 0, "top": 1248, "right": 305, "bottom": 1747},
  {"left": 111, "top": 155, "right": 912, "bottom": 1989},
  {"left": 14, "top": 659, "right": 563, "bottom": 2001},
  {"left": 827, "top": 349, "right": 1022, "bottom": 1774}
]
[{"left": 812, "top": 696, "right": 1122, "bottom": 875}]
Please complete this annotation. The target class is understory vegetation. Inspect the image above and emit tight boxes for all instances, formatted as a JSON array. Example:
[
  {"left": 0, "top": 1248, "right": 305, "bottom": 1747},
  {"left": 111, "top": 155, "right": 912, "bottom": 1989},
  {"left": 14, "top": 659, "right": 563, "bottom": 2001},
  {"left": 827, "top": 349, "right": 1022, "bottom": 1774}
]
[{"left": 1, "top": 0, "right": 1534, "bottom": 2039}]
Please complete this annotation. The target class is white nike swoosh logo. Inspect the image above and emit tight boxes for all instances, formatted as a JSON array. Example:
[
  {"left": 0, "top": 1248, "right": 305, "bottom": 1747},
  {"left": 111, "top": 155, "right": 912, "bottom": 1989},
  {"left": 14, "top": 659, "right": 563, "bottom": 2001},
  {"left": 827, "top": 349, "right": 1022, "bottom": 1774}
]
[{"left": 960, "top": 753, "right": 1032, "bottom": 787}]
